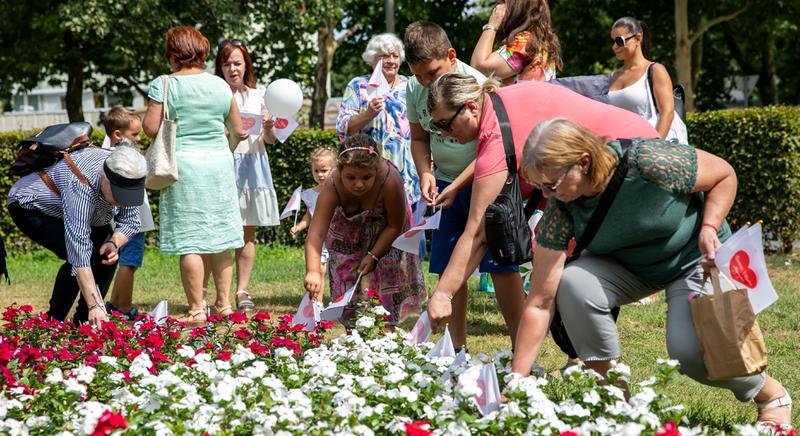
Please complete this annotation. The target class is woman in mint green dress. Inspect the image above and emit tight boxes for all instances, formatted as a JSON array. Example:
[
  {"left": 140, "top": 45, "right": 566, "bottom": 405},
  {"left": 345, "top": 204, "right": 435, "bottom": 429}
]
[{"left": 143, "top": 26, "right": 246, "bottom": 325}]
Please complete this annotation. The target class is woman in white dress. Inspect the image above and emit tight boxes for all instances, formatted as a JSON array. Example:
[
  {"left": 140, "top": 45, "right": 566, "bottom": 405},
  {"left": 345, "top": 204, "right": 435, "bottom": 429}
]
[{"left": 212, "top": 38, "right": 281, "bottom": 311}]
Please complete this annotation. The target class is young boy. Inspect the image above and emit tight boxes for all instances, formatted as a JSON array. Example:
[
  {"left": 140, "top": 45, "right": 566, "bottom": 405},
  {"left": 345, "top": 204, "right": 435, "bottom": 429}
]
[
  {"left": 404, "top": 21, "right": 522, "bottom": 350},
  {"left": 102, "top": 106, "right": 155, "bottom": 320}
]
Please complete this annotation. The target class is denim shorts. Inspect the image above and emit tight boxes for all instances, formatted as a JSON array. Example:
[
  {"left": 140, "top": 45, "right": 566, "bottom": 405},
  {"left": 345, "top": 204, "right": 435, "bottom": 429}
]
[
  {"left": 429, "top": 179, "right": 519, "bottom": 274},
  {"left": 119, "top": 232, "right": 145, "bottom": 268}
]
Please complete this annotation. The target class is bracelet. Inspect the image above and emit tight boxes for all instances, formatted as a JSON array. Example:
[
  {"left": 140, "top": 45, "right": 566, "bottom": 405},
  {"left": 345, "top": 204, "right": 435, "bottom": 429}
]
[
  {"left": 702, "top": 223, "right": 718, "bottom": 232},
  {"left": 482, "top": 24, "right": 497, "bottom": 32},
  {"left": 367, "top": 251, "right": 380, "bottom": 262},
  {"left": 105, "top": 240, "right": 118, "bottom": 250}
]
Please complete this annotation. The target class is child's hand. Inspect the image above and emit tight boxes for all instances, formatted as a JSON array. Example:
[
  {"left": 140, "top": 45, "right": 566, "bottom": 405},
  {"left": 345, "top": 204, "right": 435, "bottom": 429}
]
[
  {"left": 358, "top": 255, "right": 377, "bottom": 275},
  {"left": 290, "top": 225, "right": 301, "bottom": 238},
  {"left": 433, "top": 184, "right": 457, "bottom": 209},
  {"left": 304, "top": 271, "right": 322, "bottom": 298},
  {"left": 263, "top": 116, "right": 275, "bottom": 131}
]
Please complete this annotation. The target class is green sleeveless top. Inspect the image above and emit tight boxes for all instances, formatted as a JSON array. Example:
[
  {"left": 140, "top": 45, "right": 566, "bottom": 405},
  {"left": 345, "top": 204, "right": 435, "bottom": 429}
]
[{"left": 536, "top": 138, "right": 731, "bottom": 284}]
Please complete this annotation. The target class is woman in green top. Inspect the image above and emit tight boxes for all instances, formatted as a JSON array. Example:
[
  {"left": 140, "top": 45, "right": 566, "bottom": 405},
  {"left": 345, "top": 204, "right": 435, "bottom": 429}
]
[
  {"left": 511, "top": 118, "right": 791, "bottom": 427},
  {"left": 143, "top": 26, "right": 247, "bottom": 326}
]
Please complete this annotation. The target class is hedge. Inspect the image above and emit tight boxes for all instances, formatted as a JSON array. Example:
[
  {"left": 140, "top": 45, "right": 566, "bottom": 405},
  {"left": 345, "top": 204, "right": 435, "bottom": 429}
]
[
  {"left": 1, "top": 106, "right": 799, "bottom": 253},
  {"left": 0, "top": 128, "right": 339, "bottom": 253},
  {"left": 686, "top": 106, "right": 800, "bottom": 253}
]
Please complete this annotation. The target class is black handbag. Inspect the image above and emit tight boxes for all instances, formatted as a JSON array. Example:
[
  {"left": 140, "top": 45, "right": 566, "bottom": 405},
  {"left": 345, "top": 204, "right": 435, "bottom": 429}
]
[
  {"left": 484, "top": 92, "right": 537, "bottom": 266},
  {"left": 646, "top": 63, "right": 686, "bottom": 122}
]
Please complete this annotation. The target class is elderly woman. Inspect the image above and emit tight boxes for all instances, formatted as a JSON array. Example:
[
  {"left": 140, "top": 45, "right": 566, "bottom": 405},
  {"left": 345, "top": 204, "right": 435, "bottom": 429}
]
[
  {"left": 336, "top": 33, "right": 419, "bottom": 204},
  {"left": 143, "top": 26, "right": 246, "bottom": 325},
  {"left": 512, "top": 118, "right": 791, "bottom": 428},
  {"left": 424, "top": 73, "right": 656, "bottom": 349}
]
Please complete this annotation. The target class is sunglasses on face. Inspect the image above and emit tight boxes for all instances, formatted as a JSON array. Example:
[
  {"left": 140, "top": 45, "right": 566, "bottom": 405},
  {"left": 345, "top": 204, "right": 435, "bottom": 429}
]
[
  {"left": 431, "top": 103, "right": 466, "bottom": 133},
  {"left": 533, "top": 165, "right": 575, "bottom": 192},
  {"left": 218, "top": 38, "right": 243, "bottom": 49},
  {"left": 611, "top": 34, "right": 636, "bottom": 48}
]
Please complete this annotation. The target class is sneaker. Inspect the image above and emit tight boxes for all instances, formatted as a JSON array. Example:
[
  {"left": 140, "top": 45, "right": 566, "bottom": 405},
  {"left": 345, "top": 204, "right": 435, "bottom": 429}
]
[{"left": 478, "top": 273, "right": 495, "bottom": 293}]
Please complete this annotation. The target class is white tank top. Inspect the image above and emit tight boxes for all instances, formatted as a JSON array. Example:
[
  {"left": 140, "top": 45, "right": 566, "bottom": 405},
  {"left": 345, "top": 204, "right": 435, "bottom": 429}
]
[{"left": 607, "top": 71, "right": 653, "bottom": 119}]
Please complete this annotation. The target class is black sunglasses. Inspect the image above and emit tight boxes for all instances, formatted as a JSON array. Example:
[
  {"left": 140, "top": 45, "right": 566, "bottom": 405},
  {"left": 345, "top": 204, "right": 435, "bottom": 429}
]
[
  {"left": 218, "top": 39, "right": 243, "bottom": 49},
  {"left": 431, "top": 103, "right": 466, "bottom": 133},
  {"left": 611, "top": 34, "right": 636, "bottom": 48}
]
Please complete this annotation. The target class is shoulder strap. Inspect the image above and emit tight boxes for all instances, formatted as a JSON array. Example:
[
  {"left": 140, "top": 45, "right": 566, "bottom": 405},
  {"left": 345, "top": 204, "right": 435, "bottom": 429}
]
[
  {"left": 487, "top": 92, "right": 518, "bottom": 177},
  {"left": 573, "top": 139, "right": 632, "bottom": 254},
  {"left": 161, "top": 75, "right": 171, "bottom": 121},
  {"left": 646, "top": 63, "right": 659, "bottom": 115},
  {"left": 35, "top": 144, "right": 92, "bottom": 197}
]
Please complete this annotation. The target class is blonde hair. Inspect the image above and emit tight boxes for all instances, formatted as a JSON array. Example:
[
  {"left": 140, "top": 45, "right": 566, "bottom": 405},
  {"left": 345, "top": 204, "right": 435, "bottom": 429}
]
[
  {"left": 310, "top": 147, "right": 336, "bottom": 167},
  {"left": 522, "top": 118, "right": 618, "bottom": 191},
  {"left": 426, "top": 73, "right": 502, "bottom": 114},
  {"left": 103, "top": 106, "right": 140, "bottom": 135}
]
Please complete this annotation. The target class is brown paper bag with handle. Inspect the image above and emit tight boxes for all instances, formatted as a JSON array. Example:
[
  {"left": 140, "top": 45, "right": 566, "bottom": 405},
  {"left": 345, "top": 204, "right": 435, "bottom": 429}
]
[{"left": 689, "top": 267, "right": 768, "bottom": 380}]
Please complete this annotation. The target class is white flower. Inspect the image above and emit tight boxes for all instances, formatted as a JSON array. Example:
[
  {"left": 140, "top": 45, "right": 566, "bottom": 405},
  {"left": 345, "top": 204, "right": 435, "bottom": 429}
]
[
  {"left": 129, "top": 352, "right": 153, "bottom": 377},
  {"left": 177, "top": 345, "right": 195, "bottom": 359},
  {"left": 556, "top": 400, "right": 590, "bottom": 418},
  {"left": 608, "top": 362, "right": 631, "bottom": 382},
  {"left": 274, "top": 347, "right": 294, "bottom": 359},
  {"left": 63, "top": 377, "right": 86, "bottom": 395},
  {"left": 24, "top": 415, "right": 50, "bottom": 428},
  {"left": 629, "top": 387, "right": 657, "bottom": 408},
  {"left": 98, "top": 356, "right": 118, "bottom": 367},
  {"left": 582, "top": 389, "right": 601, "bottom": 406},
  {"left": 74, "top": 365, "right": 96, "bottom": 384},
  {"left": 656, "top": 358, "right": 680, "bottom": 368},
  {"left": 638, "top": 376, "right": 657, "bottom": 387},
  {"left": 231, "top": 345, "right": 256, "bottom": 366},
  {"left": 370, "top": 305, "right": 390, "bottom": 316},
  {"left": 45, "top": 368, "right": 64, "bottom": 384},
  {"left": 355, "top": 316, "right": 375, "bottom": 329}
]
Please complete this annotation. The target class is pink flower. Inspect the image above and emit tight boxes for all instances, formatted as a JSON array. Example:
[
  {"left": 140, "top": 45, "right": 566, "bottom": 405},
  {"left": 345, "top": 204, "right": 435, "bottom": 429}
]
[
  {"left": 656, "top": 420, "right": 680, "bottom": 436},
  {"left": 405, "top": 420, "right": 432, "bottom": 436},
  {"left": 229, "top": 312, "right": 248, "bottom": 323}
]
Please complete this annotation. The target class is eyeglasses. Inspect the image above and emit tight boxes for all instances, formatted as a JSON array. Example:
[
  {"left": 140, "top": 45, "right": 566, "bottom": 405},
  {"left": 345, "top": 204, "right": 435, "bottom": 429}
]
[
  {"left": 218, "top": 39, "right": 243, "bottom": 49},
  {"left": 431, "top": 103, "right": 466, "bottom": 133},
  {"left": 611, "top": 34, "right": 636, "bottom": 48},
  {"left": 533, "top": 165, "right": 575, "bottom": 192}
]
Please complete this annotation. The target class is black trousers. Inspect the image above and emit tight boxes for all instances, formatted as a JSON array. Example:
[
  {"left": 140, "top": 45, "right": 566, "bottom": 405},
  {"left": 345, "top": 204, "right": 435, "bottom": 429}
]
[{"left": 8, "top": 203, "right": 116, "bottom": 323}]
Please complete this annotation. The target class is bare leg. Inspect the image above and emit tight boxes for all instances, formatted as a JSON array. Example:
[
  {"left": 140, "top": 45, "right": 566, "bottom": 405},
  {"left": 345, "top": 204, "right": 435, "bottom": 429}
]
[
  {"left": 109, "top": 266, "right": 137, "bottom": 311},
  {"left": 209, "top": 251, "right": 234, "bottom": 312},
  {"left": 236, "top": 226, "right": 257, "bottom": 292},
  {"left": 490, "top": 271, "right": 525, "bottom": 346},
  {"left": 179, "top": 254, "right": 206, "bottom": 316},
  {"left": 754, "top": 377, "right": 792, "bottom": 425},
  {"left": 201, "top": 254, "right": 212, "bottom": 290},
  {"left": 448, "top": 279, "right": 468, "bottom": 349}
]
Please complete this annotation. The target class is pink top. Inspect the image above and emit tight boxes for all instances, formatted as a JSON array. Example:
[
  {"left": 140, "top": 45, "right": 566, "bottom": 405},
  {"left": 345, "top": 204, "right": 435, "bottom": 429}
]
[{"left": 475, "top": 81, "right": 659, "bottom": 197}]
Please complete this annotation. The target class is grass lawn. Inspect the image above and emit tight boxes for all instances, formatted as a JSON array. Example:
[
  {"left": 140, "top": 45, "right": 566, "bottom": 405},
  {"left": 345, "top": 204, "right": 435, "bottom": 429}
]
[{"left": 2, "top": 245, "right": 798, "bottom": 429}]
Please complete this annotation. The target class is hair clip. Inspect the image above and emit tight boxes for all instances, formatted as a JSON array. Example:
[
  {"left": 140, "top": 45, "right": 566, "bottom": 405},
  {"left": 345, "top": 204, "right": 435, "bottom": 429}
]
[{"left": 338, "top": 146, "right": 377, "bottom": 158}]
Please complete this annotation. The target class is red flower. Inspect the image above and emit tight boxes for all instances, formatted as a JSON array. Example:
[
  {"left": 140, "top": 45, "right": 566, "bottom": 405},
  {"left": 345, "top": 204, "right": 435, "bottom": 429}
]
[
  {"left": 233, "top": 328, "right": 251, "bottom": 340},
  {"left": 19, "top": 305, "right": 33, "bottom": 313},
  {"left": 560, "top": 431, "right": 579, "bottom": 436},
  {"left": 229, "top": 312, "right": 248, "bottom": 323},
  {"left": 217, "top": 350, "right": 232, "bottom": 361},
  {"left": 656, "top": 420, "right": 680, "bottom": 436},
  {"left": 91, "top": 410, "right": 127, "bottom": 436},
  {"left": 405, "top": 420, "right": 431, "bottom": 436},
  {"left": 252, "top": 312, "right": 271, "bottom": 321}
]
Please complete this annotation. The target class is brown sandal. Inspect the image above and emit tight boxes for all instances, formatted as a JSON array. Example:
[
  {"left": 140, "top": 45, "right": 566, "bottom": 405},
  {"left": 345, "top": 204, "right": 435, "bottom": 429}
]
[
  {"left": 236, "top": 290, "right": 255, "bottom": 312},
  {"left": 178, "top": 309, "right": 207, "bottom": 327},
  {"left": 213, "top": 305, "right": 234, "bottom": 317}
]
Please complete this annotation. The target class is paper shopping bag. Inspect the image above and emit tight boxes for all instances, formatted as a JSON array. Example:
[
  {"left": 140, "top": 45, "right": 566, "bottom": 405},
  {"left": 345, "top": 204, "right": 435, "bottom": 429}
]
[{"left": 689, "top": 267, "right": 767, "bottom": 380}]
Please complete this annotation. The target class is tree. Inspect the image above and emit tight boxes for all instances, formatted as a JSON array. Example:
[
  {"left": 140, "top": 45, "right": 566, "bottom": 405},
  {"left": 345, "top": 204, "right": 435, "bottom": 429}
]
[{"left": 0, "top": 0, "right": 245, "bottom": 121}]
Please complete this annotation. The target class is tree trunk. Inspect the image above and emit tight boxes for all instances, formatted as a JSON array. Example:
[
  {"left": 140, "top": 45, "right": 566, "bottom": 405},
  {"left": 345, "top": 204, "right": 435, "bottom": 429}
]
[
  {"left": 309, "top": 19, "right": 336, "bottom": 128},
  {"left": 674, "top": 0, "right": 694, "bottom": 112},
  {"left": 758, "top": 39, "right": 778, "bottom": 105},
  {"left": 64, "top": 30, "right": 85, "bottom": 122}
]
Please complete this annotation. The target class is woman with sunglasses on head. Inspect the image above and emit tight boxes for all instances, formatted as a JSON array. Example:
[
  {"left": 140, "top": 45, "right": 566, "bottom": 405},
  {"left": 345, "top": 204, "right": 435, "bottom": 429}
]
[
  {"left": 510, "top": 118, "right": 791, "bottom": 430},
  {"left": 209, "top": 38, "right": 281, "bottom": 313},
  {"left": 607, "top": 17, "right": 687, "bottom": 143},
  {"left": 423, "top": 73, "right": 656, "bottom": 355},
  {"left": 471, "top": 0, "right": 562, "bottom": 85}
]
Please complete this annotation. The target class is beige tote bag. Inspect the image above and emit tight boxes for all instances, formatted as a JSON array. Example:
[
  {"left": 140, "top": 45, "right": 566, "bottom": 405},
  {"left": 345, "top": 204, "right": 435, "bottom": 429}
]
[{"left": 145, "top": 75, "right": 178, "bottom": 190}]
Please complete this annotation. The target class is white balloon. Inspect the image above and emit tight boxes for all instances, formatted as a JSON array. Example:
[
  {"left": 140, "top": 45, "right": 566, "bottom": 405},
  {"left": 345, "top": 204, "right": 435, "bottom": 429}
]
[{"left": 264, "top": 79, "right": 303, "bottom": 118}]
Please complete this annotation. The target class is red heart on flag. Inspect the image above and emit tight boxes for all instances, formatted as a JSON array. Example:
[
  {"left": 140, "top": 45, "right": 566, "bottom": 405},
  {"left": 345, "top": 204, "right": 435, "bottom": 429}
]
[
  {"left": 404, "top": 229, "right": 422, "bottom": 238},
  {"left": 275, "top": 118, "right": 289, "bottom": 129},
  {"left": 303, "top": 301, "right": 315, "bottom": 317},
  {"left": 368, "top": 83, "right": 380, "bottom": 88},
  {"left": 241, "top": 116, "right": 256, "bottom": 130},
  {"left": 730, "top": 250, "right": 758, "bottom": 288},
  {"left": 476, "top": 379, "right": 487, "bottom": 406},
  {"left": 333, "top": 293, "right": 345, "bottom": 304}
]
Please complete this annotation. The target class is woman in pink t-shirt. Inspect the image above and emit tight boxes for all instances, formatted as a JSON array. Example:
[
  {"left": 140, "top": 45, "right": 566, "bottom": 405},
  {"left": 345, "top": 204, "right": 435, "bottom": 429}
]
[{"left": 424, "top": 73, "right": 657, "bottom": 338}]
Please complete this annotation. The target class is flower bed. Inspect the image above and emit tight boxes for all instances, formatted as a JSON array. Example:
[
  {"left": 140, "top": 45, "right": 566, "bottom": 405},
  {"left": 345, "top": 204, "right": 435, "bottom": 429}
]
[{"left": 0, "top": 299, "right": 786, "bottom": 435}]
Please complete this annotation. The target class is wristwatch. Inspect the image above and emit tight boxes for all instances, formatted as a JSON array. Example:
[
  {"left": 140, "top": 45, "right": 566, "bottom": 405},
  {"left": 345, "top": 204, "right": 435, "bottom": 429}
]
[{"left": 482, "top": 24, "right": 497, "bottom": 32}]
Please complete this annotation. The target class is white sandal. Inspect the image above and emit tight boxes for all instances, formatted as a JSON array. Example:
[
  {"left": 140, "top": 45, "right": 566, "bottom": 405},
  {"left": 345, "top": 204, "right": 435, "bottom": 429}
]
[
  {"left": 236, "top": 290, "right": 255, "bottom": 312},
  {"left": 756, "top": 391, "right": 793, "bottom": 434}
]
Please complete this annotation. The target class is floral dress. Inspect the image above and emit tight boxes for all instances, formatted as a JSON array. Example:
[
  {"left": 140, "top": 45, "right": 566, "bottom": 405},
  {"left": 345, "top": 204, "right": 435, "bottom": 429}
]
[
  {"left": 495, "top": 31, "right": 557, "bottom": 85},
  {"left": 336, "top": 75, "right": 420, "bottom": 204},
  {"left": 324, "top": 163, "right": 426, "bottom": 326}
]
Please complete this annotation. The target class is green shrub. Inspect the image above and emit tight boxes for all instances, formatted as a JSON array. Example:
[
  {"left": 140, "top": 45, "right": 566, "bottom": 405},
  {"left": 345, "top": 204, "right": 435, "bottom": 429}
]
[
  {"left": 0, "top": 127, "right": 339, "bottom": 253},
  {"left": 687, "top": 106, "right": 800, "bottom": 252}
]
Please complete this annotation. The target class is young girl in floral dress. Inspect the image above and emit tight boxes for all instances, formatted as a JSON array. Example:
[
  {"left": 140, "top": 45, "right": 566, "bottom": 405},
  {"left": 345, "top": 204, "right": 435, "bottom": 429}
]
[{"left": 303, "top": 134, "right": 426, "bottom": 326}]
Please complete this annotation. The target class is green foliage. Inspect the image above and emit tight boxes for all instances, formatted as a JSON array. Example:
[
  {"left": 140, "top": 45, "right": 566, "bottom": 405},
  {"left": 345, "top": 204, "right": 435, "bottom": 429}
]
[{"left": 687, "top": 106, "right": 800, "bottom": 252}]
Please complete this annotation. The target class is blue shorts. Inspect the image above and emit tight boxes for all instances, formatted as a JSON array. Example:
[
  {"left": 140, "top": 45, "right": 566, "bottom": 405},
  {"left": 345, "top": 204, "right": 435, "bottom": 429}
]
[
  {"left": 429, "top": 180, "right": 519, "bottom": 274},
  {"left": 119, "top": 232, "right": 145, "bottom": 268}
]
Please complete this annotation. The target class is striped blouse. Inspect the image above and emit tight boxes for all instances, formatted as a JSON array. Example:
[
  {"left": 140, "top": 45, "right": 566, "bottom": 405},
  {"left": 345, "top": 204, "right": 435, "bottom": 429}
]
[{"left": 7, "top": 148, "right": 140, "bottom": 273}]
